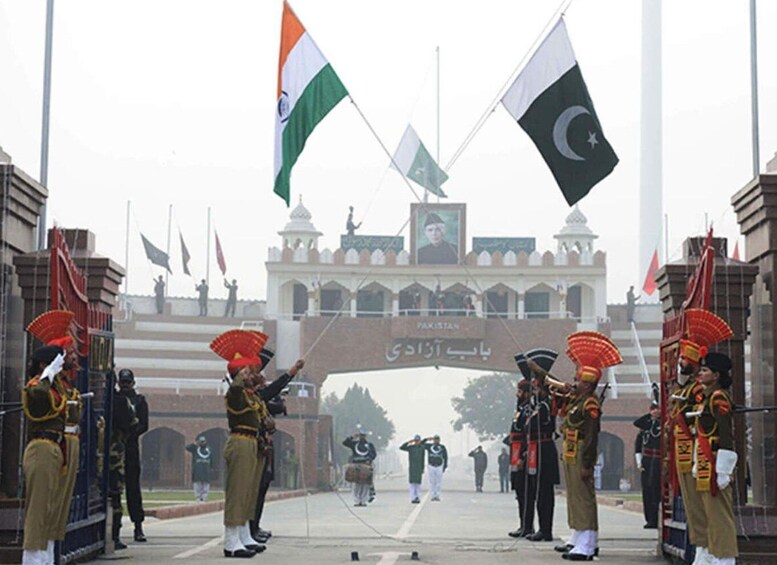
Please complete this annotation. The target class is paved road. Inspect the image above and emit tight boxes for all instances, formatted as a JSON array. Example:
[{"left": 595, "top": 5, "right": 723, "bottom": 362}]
[{"left": 112, "top": 477, "right": 662, "bottom": 564}]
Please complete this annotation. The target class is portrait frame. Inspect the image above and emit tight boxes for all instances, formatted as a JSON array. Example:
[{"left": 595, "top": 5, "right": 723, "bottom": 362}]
[{"left": 410, "top": 203, "right": 466, "bottom": 265}]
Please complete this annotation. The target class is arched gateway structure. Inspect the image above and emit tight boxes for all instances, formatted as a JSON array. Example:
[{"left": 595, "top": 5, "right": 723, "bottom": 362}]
[{"left": 117, "top": 201, "right": 655, "bottom": 489}]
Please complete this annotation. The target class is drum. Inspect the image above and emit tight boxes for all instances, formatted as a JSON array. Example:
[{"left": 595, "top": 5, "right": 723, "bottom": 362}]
[{"left": 345, "top": 463, "right": 373, "bottom": 485}]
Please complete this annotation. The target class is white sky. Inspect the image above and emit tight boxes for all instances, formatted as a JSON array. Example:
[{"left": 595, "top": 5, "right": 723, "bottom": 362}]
[{"left": 1, "top": 0, "right": 776, "bottom": 303}]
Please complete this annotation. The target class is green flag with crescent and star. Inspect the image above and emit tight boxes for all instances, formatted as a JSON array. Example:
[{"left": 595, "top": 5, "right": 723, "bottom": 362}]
[{"left": 501, "top": 19, "right": 618, "bottom": 205}]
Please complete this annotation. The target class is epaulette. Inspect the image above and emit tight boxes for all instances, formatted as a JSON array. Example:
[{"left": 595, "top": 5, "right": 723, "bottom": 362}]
[
  {"left": 710, "top": 389, "right": 732, "bottom": 416},
  {"left": 584, "top": 396, "right": 601, "bottom": 419}
]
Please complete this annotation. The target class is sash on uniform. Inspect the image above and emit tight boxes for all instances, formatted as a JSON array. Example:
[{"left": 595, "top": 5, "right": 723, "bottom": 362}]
[
  {"left": 527, "top": 441, "right": 538, "bottom": 475},
  {"left": 510, "top": 439, "right": 524, "bottom": 470},
  {"left": 674, "top": 414, "right": 694, "bottom": 473},
  {"left": 696, "top": 432, "right": 718, "bottom": 496},
  {"left": 563, "top": 429, "right": 578, "bottom": 462}
]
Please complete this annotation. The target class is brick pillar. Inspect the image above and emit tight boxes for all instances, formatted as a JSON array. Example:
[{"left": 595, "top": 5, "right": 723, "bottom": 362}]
[{"left": 733, "top": 175, "right": 777, "bottom": 524}]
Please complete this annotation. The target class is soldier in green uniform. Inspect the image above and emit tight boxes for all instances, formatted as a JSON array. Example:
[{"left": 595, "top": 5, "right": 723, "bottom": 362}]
[
  {"left": 21, "top": 344, "right": 67, "bottom": 565},
  {"left": 22, "top": 309, "right": 81, "bottom": 565},
  {"left": 399, "top": 435, "right": 426, "bottom": 503},
  {"left": 210, "top": 329, "right": 274, "bottom": 558},
  {"left": 693, "top": 352, "right": 738, "bottom": 565},
  {"left": 535, "top": 331, "right": 622, "bottom": 561},
  {"left": 670, "top": 309, "right": 732, "bottom": 564},
  {"left": 109, "top": 373, "right": 138, "bottom": 550}
]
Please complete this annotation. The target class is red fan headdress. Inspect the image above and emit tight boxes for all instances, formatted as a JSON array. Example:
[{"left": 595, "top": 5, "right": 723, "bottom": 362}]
[
  {"left": 26, "top": 310, "right": 75, "bottom": 349},
  {"left": 680, "top": 309, "right": 733, "bottom": 364},
  {"left": 566, "top": 330, "right": 623, "bottom": 384},
  {"left": 210, "top": 329, "right": 269, "bottom": 375}
]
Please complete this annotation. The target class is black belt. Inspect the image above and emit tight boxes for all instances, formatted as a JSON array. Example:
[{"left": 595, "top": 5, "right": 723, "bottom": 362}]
[{"left": 31, "top": 430, "right": 63, "bottom": 443}]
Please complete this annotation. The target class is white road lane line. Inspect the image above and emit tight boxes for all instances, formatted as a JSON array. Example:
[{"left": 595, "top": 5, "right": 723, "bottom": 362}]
[
  {"left": 172, "top": 535, "right": 223, "bottom": 559},
  {"left": 393, "top": 492, "right": 430, "bottom": 539},
  {"left": 367, "top": 551, "right": 409, "bottom": 564}
]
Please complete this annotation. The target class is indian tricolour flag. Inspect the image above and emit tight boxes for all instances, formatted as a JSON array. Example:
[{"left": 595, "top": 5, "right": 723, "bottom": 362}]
[
  {"left": 274, "top": 2, "right": 348, "bottom": 205},
  {"left": 501, "top": 19, "right": 618, "bottom": 206}
]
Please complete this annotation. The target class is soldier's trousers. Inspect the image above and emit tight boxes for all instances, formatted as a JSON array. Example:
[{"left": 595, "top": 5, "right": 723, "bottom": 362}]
[
  {"left": 51, "top": 434, "right": 80, "bottom": 540},
  {"left": 253, "top": 465, "right": 273, "bottom": 529},
  {"left": 676, "top": 467, "right": 707, "bottom": 547},
  {"left": 641, "top": 457, "right": 660, "bottom": 527},
  {"left": 224, "top": 436, "right": 263, "bottom": 527},
  {"left": 701, "top": 485, "right": 738, "bottom": 559},
  {"left": 125, "top": 450, "right": 145, "bottom": 525},
  {"left": 511, "top": 469, "right": 530, "bottom": 530},
  {"left": 23, "top": 439, "right": 63, "bottom": 550},
  {"left": 563, "top": 452, "right": 598, "bottom": 531},
  {"left": 525, "top": 471, "right": 555, "bottom": 537}
]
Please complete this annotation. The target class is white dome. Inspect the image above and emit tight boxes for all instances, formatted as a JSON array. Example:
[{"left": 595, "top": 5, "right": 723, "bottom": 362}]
[
  {"left": 279, "top": 196, "right": 322, "bottom": 236},
  {"left": 556, "top": 205, "right": 595, "bottom": 237}
]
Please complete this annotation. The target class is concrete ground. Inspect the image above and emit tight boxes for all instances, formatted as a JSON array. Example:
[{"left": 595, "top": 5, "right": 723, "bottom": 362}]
[{"left": 106, "top": 476, "right": 662, "bottom": 564}]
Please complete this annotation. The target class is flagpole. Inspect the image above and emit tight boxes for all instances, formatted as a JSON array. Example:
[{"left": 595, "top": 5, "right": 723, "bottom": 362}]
[
  {"left": 125, "top": 200, "right": 130, "bottom": 296},
  {"left": 436, "top": 45, "right": 440, "bottom": 204},
  {"left": 206, "top": 207, "right": 211, "bottom": 288},
  {"left": 37, "top": 0, "right": 55, "bottom": 250},
  {"left": 749, "top": 0, "right": 760, "bottom": 177},
  {"left": 166, "top": 204, "right": 172, "bottom": 296},
  {"left": 664, "top": 213, "right": 669, "bottom": 264}
]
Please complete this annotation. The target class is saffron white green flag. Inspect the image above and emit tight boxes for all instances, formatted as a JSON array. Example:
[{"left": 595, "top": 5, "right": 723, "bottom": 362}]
[
  {"left": 501, "top": 19, "right": 618, "bottom": 205},
  {"left": 391, "top": 125, "right": 448, "bottom": 198},
  {"left": 274, "top": 1, "right": 348, "bottom": 205}
]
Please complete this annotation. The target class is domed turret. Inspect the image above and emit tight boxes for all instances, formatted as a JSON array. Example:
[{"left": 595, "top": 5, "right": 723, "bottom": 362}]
[
  {"left": 278, "top": 196, "right": 322, "bottom": 250},
  {"left": 553, "top": 205, "right": 598, "bottom": 254}
]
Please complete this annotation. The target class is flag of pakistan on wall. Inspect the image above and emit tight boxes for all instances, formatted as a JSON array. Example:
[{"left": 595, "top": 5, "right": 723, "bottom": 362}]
[
  {"left": 391, "top": 125, "right": 448, "bottom": 198},
  {"left": 274, "top": 1, "right": 348, "bottom": 205},
  {"left": 501, "top": 19, "right": 618, "bottom": 206}
]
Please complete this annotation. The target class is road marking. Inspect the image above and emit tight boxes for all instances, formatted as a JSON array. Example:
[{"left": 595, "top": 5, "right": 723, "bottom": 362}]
[
  {"left": 393, "top": 492, "right": 429, "bottom": 539},
  {"left": 172, "top": 535, "right": 222, "bottom": 559},
  {"left": 367, "top": 551, "right": 409, "bottom": 564}
]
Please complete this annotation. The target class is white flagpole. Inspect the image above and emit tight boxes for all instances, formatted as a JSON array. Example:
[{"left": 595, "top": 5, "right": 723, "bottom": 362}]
[
  {"left": 206, "top": 207, "right": 211, "bottom": 288},
  {"left": 436, "top": 45, "right": 440, "bottom": 204},
  {"left": 165, "top": 204, "right": 172, "bottom": 295},
  {"left": 37, "top": 0, "right": 55, "bottom": 250},
  {"left": 749, "top": 0, "right": 760, "bottom": 177},
  {"left": 124, "top": 200, "right": 130, "bottom": 296}
]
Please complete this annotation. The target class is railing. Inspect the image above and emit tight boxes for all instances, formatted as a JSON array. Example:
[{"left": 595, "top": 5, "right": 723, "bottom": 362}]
[{"left": 267, "top": 309, "right": 603, "bottom": 321}]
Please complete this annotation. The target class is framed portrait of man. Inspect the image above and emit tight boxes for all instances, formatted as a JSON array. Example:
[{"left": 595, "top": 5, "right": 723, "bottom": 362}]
[{"left": 411, "top": 203, "right": 466, "bottom": 265}]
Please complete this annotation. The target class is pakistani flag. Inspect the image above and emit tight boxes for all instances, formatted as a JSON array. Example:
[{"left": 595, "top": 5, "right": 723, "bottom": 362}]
[
  {"left": 501, "top": 19, "right": 618, "bottom": 205},
  {"left": 391, "top": 125, "right": 448, "bottom": 197},
  {"left": 140, "top": 233, "right": 172, "bottom": 274}
]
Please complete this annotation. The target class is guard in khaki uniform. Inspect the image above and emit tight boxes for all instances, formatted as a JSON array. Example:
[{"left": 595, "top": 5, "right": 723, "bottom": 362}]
[
  {"left": 692, "top": 352, "right": 738, "bottom": 565},
  {"left": 670, "top": 309, "right": 732, "bottom": 564},
  {"left": 26, "top": 311, "right": 84, "bottom": 548},
  {"left": 210, "top": 329, "right": 270, "bottom": 558},
  {"left": 21, "top": 343, "right": 68, "bottom": 565},
  {"left": 536, "top": 331, "right": 622, "bottom": 561}
]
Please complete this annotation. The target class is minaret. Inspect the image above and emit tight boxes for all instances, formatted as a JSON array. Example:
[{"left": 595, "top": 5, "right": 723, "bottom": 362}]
[
  {"left": 639, "top": 0, "right": 663, "bottom": 298},
  {"left": 554, "top": 205, "right": 598, "bottom": 256}
]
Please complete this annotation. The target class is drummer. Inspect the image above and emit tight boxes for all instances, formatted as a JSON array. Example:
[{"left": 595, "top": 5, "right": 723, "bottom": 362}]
[{"left": 343, "top": 430, "right": 376, "bottom": 507}]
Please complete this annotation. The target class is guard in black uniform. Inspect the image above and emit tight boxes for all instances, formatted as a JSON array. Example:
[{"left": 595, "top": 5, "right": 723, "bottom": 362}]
[
  {"left": 116, "top": 369, "right": 149, "bottom": 543},
  {"left": 505, "top": 379, "right": 532, "bottom": 538},
  {"left": 251, "top": 348, "right": 304, "bottom": 543},
  {"left": 633, "top": 399, "right": 661, "bottom": 529},
  {"left": 520, "top": 348, "right": 560, "bottom": 542}
]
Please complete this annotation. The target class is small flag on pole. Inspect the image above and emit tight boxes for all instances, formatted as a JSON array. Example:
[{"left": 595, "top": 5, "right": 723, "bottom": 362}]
[
  {"left": 732, "top": 241, "right": 740, "bottom": 261},
  {"left": 215, "top": 231, "right": 227, "bottom": 276},
  {"left": 391, "top": 125, "right": 448, "bottom": 197},
  {"left": 140, "top": 233, "right": 172, "bottom": 274},
  {"left": 642, "top": 248, "right": 659, "bottom": 296},
  {"left": 501, "top": 19, "right": 618, "bottom": 205},
  {"left": 180, "top": 231, "right": 191, "bottom": 276},
  {"left": 274, "top": 1, "right": 348, "bottom": 205}
]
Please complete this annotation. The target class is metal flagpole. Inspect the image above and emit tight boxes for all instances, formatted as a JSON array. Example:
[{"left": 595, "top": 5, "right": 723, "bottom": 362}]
[
  {"left": 664, "top": 213, "right": 669, "bottom": 264},
  {"left": 37, "top": 0, "right": 55, "bottom": 250},
  {"left": 125, "top": 200, "right": 130, "bottom": 296},
  {"left": 749, "top": 0, "right": 760, "bottom": 177},
  {"left": 206, "top": 207, "right": 211, "bottom": 288},
  {"left": 166, "top": 204, "right": 172, "bottom": 296},
  {"left": 436, "top": 45, "right": 440, "bottom": 204}
]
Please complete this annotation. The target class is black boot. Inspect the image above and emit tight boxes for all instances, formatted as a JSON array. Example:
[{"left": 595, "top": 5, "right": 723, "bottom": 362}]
[
  {"left": 134, "top": 523, "right": 147, "bottom": 542},
  {"left": 112, "top": 521, "right": 127, "bottom": 550}
]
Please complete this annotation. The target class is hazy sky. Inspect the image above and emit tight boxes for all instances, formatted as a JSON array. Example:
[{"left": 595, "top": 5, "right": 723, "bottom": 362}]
[{"left": 1, "top": 1, "right": 775, "bottom": 303}]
